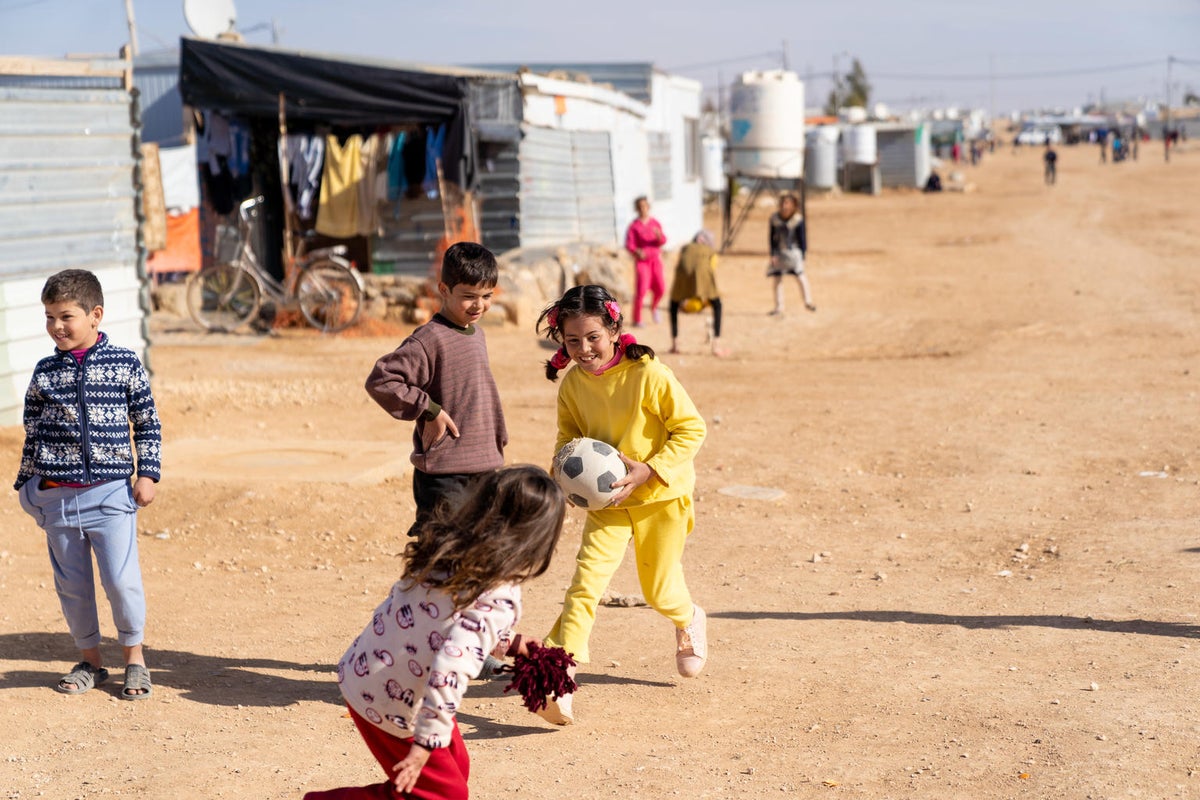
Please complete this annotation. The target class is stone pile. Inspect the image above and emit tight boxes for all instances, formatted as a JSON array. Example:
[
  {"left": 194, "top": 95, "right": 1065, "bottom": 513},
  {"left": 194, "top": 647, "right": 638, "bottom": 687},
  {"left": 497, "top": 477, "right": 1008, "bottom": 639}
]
[{"left": 360, "top": 241, "right": 633, "bottom": 328}]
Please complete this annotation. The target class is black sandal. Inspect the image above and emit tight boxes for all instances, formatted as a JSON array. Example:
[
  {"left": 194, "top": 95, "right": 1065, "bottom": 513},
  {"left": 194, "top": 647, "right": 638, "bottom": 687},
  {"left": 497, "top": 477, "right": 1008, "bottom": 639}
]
[
  {"left": 56, "top": 661, "right": 109, "bottom": 695},
  {"left": 121, "top": 664, "right": 153, "bottom": 701}
]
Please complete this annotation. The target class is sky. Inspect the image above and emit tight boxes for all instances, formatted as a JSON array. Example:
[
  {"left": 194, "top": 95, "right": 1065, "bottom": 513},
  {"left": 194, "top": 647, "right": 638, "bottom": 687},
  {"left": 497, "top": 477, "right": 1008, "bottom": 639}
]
[{"left": 2, "top": 0, "right": 1198, "bottom": 115}]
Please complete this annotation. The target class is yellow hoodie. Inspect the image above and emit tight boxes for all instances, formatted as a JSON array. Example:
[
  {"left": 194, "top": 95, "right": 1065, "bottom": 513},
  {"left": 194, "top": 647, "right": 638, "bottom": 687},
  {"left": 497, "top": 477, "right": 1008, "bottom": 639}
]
[{"left": 555, "top": 355, "right": 706, "bottom": 507}]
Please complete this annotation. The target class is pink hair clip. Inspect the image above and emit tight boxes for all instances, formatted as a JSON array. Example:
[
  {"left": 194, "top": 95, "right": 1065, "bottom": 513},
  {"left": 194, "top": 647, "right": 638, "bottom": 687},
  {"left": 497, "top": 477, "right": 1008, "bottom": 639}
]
[
  {"left": 604, "top": 300, "right": 621, "bottom": 321},
  {"left": 549, "top": 346, "right": 571, "bottom": 370},
  {"left": 546, "top": 307, "right": 560, "bottom": 330}
]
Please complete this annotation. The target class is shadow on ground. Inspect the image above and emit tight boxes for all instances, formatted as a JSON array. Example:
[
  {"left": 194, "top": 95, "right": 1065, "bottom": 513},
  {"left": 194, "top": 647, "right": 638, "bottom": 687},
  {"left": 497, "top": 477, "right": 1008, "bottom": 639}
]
[
  {"left": 0, "top": 631, "right": 339, "bottom": 706},
  {"left": 708, "top": 610, "right": 1200, "bottom": 638}
]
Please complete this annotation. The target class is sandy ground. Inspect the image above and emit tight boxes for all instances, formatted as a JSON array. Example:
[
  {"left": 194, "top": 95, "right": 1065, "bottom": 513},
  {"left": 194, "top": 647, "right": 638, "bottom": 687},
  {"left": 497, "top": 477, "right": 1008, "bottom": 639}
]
[{"left": 2, "top": 142, "right": 1198, "bottom": 800}]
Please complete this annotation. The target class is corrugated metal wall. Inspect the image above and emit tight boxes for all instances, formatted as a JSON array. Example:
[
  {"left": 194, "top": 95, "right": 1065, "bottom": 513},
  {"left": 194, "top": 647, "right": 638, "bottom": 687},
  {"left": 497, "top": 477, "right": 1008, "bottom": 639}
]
[
  {"left": 517, "top": 125, "right": 617, "bottom": 249},
  {"left": 573, "top": 130, "right": 617, "bottom": 244},
  {"left": 647, "top": 131, "right": 672, "bottom": 201},
  {"left": 471, "top": 79, "right": 523, "bottom": 255},
  {"left": 476, "top": 139, "right": 521, "bottom": 254},
  {"left": 133, "top": 55, "right": 186, "bottom": 146},
  {"left": 877, "top": 125, "right": 932, "bottom": 189},
  {"left": 0, "top": 68, "right": 150, "bottom": 426},
  {"left": 519, "top": 126, "right": 578, "bottom": 246}
]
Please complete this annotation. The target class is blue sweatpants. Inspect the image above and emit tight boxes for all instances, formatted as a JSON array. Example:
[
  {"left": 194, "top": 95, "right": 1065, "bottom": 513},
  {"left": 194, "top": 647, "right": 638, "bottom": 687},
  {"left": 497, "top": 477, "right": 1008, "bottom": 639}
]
[{"left": 18, "top": 479, "right": 146, "bottom": 650}]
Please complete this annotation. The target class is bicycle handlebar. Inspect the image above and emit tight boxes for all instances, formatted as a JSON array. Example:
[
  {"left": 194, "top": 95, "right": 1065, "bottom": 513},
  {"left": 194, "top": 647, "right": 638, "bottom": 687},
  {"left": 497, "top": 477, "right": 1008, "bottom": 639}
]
[{"left": 238, "top": 195, "right": 266, "bottom": 222}]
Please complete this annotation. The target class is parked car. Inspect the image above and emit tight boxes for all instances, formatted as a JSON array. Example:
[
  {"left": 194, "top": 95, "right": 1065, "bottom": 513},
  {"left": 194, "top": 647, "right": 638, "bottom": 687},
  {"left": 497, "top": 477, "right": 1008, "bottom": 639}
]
[{"left": 1016, "top": 125, "right": 1063, "bottom": 146}]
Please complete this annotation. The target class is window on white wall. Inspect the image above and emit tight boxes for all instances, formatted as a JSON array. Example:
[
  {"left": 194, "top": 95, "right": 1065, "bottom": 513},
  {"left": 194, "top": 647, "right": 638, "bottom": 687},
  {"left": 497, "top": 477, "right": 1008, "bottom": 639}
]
[
  {"left": 684, "top": 118, "right": 699, "bottom": 180},
  {"left": 648, "top": 132, "right": 672, "bottom": 200}
]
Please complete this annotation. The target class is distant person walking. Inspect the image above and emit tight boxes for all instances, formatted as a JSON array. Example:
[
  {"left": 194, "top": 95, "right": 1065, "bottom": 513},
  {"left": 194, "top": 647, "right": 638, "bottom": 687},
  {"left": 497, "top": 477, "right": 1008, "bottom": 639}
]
[
  {"left": 625, "top": 196, "right": 667, "bottom": 327},
  {"left": 767, "top": 193, "right": 815, "bottom": 315},
  {"left": 1043, "top": 143, "right": 1058, "bottom": 186},
  {"left": 1098, "top": 131, "right": 1107, "bottom": 164}
]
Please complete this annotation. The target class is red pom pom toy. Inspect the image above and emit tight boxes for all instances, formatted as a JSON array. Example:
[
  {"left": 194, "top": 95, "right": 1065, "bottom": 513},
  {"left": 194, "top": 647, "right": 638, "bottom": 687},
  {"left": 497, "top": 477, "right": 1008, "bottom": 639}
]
[{"left": 499, "top": 640, "right": 577, "bottom": 713}]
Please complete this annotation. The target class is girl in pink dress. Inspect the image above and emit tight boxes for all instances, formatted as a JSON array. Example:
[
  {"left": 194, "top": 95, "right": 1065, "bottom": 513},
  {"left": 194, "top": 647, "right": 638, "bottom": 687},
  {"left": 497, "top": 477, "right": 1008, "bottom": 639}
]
[{"left": 625, "top": 196, "right": 667, "bottom": 326}]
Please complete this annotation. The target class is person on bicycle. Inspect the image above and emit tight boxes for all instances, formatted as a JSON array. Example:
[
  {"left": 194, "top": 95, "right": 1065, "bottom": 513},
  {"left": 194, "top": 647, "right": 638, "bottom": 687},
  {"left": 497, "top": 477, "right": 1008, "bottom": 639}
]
[{"left": 364, "top": 243, "right": 507, "bottom": 540}]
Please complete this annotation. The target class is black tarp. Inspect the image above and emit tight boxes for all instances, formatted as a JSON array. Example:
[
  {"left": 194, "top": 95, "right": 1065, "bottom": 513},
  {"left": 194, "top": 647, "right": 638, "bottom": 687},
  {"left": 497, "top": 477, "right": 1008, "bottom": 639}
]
[{"left": 178, "top": 37, "right": 474, "bottom": 187}]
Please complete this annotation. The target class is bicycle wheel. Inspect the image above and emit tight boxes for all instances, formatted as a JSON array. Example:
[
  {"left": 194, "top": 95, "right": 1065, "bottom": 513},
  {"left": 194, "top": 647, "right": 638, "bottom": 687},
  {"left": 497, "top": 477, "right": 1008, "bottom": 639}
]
[
  {"left": 296, "top": 259, "right": 363, "bottom": 333},
  {"left": 186, "top": 263, "right": 263, "bottom": 332}
]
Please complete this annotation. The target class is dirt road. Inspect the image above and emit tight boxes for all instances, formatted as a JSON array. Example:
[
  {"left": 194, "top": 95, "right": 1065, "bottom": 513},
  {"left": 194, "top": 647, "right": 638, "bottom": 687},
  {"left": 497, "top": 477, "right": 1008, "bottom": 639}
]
[{"left": 2, "top": 143, "right": 1197, "bottom": 799}]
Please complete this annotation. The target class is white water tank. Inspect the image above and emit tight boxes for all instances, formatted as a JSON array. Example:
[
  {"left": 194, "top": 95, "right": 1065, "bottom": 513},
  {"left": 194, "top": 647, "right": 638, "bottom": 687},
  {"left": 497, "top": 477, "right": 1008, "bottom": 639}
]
[
  {"left": 842, "top": 124, "right": 877, "bottom": 165},
  {"left": 728, "top": 69, "right": 805, "bottom": 179},
  {"left": 840, "top": 105, "right": 868, "bottom": 124},
  {"left": 805, "top": 126, "right": 839, "bottom": 189},
  {"left": 700, "top": 135, "right": 726, "bottom": 193}
]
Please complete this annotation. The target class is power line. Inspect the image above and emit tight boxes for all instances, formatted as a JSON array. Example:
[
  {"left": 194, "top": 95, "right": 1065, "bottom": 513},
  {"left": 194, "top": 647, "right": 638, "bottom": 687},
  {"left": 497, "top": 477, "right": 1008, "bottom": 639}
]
[
  {"left": 679, "top": 56, "right": 1189, "bottom": 86},
  {"left": 872, "top": 59, "right": 1160, "bottom": 82}
]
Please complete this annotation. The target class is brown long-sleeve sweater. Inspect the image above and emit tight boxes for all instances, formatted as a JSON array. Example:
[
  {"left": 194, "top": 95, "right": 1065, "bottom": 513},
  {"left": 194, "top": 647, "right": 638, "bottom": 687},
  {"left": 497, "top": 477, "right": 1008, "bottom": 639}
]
[{"left": 365, "top": 314, "right": 507, "bottom": 474}]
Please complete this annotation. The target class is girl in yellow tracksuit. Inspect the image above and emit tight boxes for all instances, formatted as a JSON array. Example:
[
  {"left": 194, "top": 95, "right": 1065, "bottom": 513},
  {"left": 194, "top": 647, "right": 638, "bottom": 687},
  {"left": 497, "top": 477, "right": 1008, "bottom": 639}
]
[{"left": 535, "top": 284, "right": 708, "bottom": 726}]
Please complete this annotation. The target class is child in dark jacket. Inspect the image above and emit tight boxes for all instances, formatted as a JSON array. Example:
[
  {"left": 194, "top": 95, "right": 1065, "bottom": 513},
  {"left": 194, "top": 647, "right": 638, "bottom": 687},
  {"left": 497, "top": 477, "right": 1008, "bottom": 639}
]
[
  {"left": 767, "top": 193, "right": 816, "bottom": 315},
  {"left": 15, "top": 269, "right": 161, "bottom": 700}
]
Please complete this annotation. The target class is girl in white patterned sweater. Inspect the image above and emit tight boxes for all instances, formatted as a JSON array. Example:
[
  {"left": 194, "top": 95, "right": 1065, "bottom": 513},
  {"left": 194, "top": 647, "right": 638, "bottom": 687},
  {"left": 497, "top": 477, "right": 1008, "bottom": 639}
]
[{"left": 305, "top": 466, "right": 566, "bottom": 800}]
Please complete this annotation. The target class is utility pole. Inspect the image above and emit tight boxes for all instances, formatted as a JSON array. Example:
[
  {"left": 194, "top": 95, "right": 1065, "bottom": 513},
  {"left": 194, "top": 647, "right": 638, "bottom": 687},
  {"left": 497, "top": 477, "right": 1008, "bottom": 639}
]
[
  {"left": 717, "top": 68, "right": 724, "bottom": 134},
  {"left": 781, "top": 40, "right": 789, "bottom": 72},
  {"left": 1164, "top": 55, "right": 1173, "bottom": 163},
  {"left": 123, "top": 0, "right": 139, "bottom": 56}
]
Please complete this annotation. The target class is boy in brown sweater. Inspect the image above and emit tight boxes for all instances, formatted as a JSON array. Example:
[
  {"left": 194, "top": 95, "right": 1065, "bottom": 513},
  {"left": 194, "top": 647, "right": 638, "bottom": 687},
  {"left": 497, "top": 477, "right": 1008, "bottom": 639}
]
[{"left": 365, "top": 242, "right": 507, "bottom": 538}]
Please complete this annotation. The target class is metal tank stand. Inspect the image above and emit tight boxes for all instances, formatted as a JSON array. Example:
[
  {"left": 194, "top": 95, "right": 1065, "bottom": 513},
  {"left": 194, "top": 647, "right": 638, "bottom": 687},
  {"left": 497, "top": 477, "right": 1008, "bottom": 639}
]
[
  {"left": 841, "top": 162, "right": 881, "bottom": 195},
  {"left": 720, "top": 174, "right": 806, "bottom": 253}
]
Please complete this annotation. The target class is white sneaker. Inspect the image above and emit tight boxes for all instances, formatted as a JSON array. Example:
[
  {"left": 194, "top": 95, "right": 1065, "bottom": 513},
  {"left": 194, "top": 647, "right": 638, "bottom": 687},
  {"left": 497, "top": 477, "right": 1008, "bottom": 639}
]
[
  {"left": 536, "top": 692, "right": 574, "bottom": 726},
  {"left": 676, "top": 605, "right": 708, "bottom": 678}
]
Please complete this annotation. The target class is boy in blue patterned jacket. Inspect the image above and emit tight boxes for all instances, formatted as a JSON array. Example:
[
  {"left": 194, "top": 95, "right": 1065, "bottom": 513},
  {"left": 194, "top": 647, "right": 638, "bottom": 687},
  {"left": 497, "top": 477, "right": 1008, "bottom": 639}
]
[{"left": 14, "top": 269, "right": 162, "bottom": 700}]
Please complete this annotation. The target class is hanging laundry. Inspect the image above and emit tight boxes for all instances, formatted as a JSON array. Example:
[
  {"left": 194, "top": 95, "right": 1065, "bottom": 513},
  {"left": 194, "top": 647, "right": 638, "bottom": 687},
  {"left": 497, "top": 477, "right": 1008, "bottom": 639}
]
[
  {"left": 356, "top": 133, "right": 384, "bottom": 237},
  {"left": 423, "top": 123, "right": 447, "bottom": 196},
  {"left": 201, "top": 111, "right": 232, "bottom": 173},
  {"left": 386, "top": 131, "right": 407, "bottom": 202},
  {"left": 373, "top": 134, "right": 391, "bottom": 207},
  {"left": 287, "top": 133, "right": 325, "bottom": 222},
  {"left": 228, "top": 118, "right": 254, "bottom": 202},
  {"left": 157, "top": 143, "right": 200, "bottom": 212},
  {"left": 315, "top": 133, "right": 363, "bottom": 239},
  {"left": 197, "top": 110, "right": 236, "bottom": 214},
  {"left": 228, "top": 120, "right": 251, "bottom": 179},
  {"left": 402, "top": 129, "right": 426, "bottom": 197},
  {"left": 200, "top": 162, "right": 236, "bottom": 215}
]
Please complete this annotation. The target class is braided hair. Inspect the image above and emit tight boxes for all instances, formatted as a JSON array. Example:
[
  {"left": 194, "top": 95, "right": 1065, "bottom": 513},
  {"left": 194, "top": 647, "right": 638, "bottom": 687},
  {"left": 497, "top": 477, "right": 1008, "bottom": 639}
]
[{"left": 536, "top": 285, "right": 656, "bottom": 381}]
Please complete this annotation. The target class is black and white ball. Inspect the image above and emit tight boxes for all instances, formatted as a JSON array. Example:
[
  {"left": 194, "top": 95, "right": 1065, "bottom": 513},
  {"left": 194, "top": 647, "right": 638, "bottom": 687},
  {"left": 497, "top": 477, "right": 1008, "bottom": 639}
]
[{"left": 552, "top": 437, "right": 627, "bottom": 509}]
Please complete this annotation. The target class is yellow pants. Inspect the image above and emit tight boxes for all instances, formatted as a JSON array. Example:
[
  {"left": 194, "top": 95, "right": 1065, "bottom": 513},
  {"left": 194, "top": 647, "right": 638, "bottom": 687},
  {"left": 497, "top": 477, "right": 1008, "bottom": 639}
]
[{"left": 545, "top": 496, "right": 695, "bottom": 663}]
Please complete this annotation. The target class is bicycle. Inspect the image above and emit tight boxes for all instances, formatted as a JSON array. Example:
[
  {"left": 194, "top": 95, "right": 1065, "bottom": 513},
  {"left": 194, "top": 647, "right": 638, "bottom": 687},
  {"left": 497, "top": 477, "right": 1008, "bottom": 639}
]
[{"left": 186, "top": 196, "right": 365, "bottom": 333}]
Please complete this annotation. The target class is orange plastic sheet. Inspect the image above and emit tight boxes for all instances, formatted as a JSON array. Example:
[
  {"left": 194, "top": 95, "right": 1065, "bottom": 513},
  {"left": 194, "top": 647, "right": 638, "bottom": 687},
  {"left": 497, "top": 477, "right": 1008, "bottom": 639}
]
[{"left": 147, "top": 208, "right": 202, "bottom": 275}]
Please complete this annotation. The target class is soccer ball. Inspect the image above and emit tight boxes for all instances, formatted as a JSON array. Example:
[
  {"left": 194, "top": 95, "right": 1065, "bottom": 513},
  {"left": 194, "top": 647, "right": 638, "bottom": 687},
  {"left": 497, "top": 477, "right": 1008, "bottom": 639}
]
[{"left": 552, "top": 437, "right": 628, "bottom": 509}]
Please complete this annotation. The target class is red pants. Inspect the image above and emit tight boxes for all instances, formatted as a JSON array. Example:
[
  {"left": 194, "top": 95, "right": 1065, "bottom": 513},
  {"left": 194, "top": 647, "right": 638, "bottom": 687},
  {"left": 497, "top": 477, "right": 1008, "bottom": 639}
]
[
  {"left": 303, "top": 706, "right": 470, "bottom": 800},
  {"left": 633, "top": 257, "right": 665, "bottom": 324}
]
